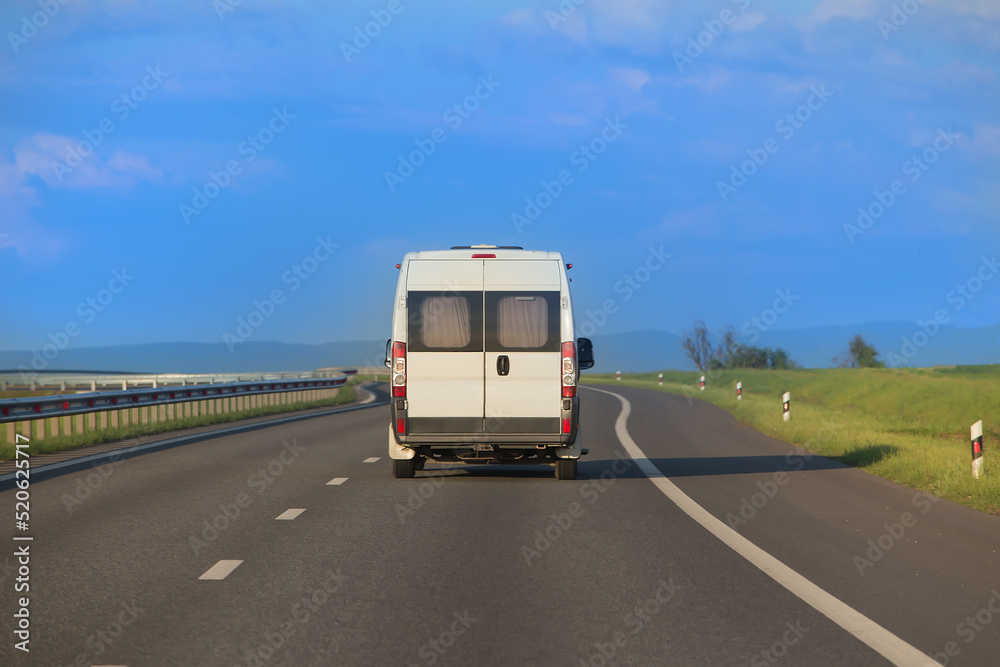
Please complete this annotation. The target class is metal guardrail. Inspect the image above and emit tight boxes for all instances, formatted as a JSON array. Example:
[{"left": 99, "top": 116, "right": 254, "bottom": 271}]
[
  {"left": 0, "top": 376, "right": 348, "bottom": 424},
  {"left": 0, "top": 369, "right": 357, "bottom": 392}
]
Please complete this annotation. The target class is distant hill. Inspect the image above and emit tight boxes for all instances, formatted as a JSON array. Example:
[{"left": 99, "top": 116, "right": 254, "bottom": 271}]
[
  {"left": 588, "top": 330, "right": 686, "bottom": 374},
  {"left": 753, "top": 322, "right": 1000, "bottom": 369},
  {"left": 0, "top": 322, "right": 995, "bottom": 374},
  {"left": 588, "top": 322, "right": 998, "bottom": 372},
  {"left": 0, "top": 340, "right": 390, "bottom": 375}
]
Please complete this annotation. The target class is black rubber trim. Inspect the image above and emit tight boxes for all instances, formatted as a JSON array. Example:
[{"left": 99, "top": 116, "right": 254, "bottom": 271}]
[{"left": 408, "top": 417, "right": 484, "bottom": 433}]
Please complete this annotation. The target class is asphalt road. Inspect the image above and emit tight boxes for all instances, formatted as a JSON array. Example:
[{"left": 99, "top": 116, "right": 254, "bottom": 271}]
[{"left": 1, "top": 383, "right": 998, "bottom": 666}]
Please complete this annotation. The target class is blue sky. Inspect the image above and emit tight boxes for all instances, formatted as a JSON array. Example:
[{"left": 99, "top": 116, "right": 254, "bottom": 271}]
[{"left": 1, "top": 0, "right": 998, "bottom": 354}]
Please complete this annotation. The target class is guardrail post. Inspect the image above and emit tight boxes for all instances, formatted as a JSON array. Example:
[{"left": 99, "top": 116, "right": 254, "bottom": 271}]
[
  {"left": 5, "top": 422, "right": 14, "bottom": 444},
  {"left": 110, "top": 410, "right": 119, "bottom": 428},
  {"left": 74, "top": 414, "right": 84, "bottom": 435},
  {"left": 87, "top": 413, "right": 96, "bottom": 432},
  {"left": 61, "top": 414, "right": 72, "bottom": 435}
]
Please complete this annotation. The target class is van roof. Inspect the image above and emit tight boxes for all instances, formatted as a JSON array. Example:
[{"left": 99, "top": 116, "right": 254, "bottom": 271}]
[{"left": 402, "top": 248, "right": 565, "bottom": 261}]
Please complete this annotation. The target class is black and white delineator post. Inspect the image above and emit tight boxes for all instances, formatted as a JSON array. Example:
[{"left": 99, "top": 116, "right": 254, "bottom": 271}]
[
  {"left": 616, "top": 371, "right": 621, "bottom": 382},
  {"left": 700, "top": 376, "right": 705, "bottom": 391},
  {"left": 658, "top": 373, "right": 663, "bottom": 385},
  {"left": 972, "top": 420, "right": 983, "bottom": 480},
  {"left": 782, "top": 392, "right": 790, "bottom": 422},
  {"left": 736, "top": 382, "right": 742, "bottom": 400}
]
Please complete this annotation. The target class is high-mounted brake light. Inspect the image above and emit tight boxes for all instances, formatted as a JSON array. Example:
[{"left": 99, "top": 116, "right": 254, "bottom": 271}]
[
  {"left": 471, "top": 253, "right": 496, "bottom": 258},
  {"left": 395, "top": 264, "right": 401, "bottom": 269},
  {"left": 561, "top": 341, "right": 576, "bottom": 398},
  {"left": 392, "top": 341, "right": 407, "bottom": 397}
]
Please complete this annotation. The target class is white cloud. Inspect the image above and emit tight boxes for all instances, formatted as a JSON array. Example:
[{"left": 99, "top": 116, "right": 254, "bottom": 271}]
[
  {"left": 610, "top": 66, "right": 651, "bottom": 92},
  {"left": 0, "top": 135, "right": 162, "bottom": 265},
  {"left": 969, "top": 122, "right": 1000, "bottom": 157},
  {"left": 499, "top": 1, "right": 674, "bottom": 54},
  {"left": 11, "top": 134, "right": 162, "bottom": 189},
  {"left": 927, "top": 0, "right": 1000, "bottom": 19},
  {"left": 796, "top": 0, "right": 879, "bottom": 31},
  {"left": 732, "top": 12, "right": 768, "bottom": 32},
  {"left": 670, "top": 67, "right": 732, "bottom": 92}
]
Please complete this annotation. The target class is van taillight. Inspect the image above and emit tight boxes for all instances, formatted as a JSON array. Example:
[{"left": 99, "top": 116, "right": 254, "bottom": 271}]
[
  {"left": 392, "top": 341, "right": 406, "bottom": 397},
  {"left": 561, "top": 341, "right": 576, "bottom": 398}
]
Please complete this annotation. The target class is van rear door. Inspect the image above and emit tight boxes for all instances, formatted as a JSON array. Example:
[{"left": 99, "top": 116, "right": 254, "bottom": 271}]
[
  {"left": 483, "top": 260, "right": 562, "bottom": 435},
  {"left": 404, "top": 260, "right": 484, "bottom": 434}
]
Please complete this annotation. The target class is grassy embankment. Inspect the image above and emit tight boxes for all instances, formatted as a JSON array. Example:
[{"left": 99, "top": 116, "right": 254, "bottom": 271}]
[
  {"left": 585, "top": 366, "right": 1000, "bottom": 514},
  {"left": 0, "top": 373, "right": 385, "bottom": 460}
]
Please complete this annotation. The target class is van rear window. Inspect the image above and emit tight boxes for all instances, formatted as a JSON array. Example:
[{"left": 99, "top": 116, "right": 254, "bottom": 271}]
[
  {"left": 485, "top": 291, "right": 560, "bottom": 352},
  {"left": 421, "top": 297, "right": 471, "bottom": 347},
  {"left": 496, "top": 296, "right": 548, "bottom": 348},
  {"left": 407, "top": 291, "right": 484, "bottom": 352}
]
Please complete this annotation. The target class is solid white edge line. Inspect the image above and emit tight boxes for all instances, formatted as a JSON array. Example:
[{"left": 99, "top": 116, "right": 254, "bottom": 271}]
[
  {"left": 585, "top": 386, "right": 937, "bottom": 667},
  {"left": 198, "top": 559, "right": 243, "bottom": 580},
  {"left": 363, "top": 457, "right": 381, "bottom": 463},
  {"left": 326, "top": 477, "right": 348, "bottom": 485},
  {"left": 275, "top": 508, "right": 306, "bottom": 520}
]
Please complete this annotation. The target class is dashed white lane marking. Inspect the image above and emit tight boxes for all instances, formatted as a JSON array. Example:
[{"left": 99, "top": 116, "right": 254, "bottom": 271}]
[
  {"left": 276, "top": 508, "right": 305, "bottom": 520},
  {"left": 326, "top": 477, "right": 348, "bottom": 485},
  {"left": 198, "top": 560, "right": 243, "bottom": 581},
  {"left": 363, "top": 457, "right": 381, "bottom": 463},
  {"left": 585, "top": 387, "right": 938, "bottom": 667}
]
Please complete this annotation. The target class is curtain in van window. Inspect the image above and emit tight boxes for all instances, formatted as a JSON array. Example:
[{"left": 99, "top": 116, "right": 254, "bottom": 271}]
[
  {"left": 497, "top": 296, "right": 548, "bottom": 348},
  {"left": 421, "top": 296, "right": 472, "bottom": 348}
]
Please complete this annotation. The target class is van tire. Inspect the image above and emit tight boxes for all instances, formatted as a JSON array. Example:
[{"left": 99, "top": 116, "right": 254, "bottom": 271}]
[
  {"left": 415, "top": 456, "right": 425, "bottom": 471},
  {"left": 393, "top": 459, "right": 416, "bottom": 478},
  {"left": 555, "top": 459, "right": 577, "bottom": 480}
]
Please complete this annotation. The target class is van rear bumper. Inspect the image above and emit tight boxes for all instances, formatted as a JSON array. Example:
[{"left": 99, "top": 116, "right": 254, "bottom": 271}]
[{"left": 392, "top": 396, "right": 578, "bottom": 446}]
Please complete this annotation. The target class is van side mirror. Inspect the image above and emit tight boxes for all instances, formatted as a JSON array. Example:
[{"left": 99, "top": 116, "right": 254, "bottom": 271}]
[
  {"left": 577, "top": 337, "right": 594, "bottom": 370},
  {"left": 384, "top": 338, "right": 392, "bottom": 368}
]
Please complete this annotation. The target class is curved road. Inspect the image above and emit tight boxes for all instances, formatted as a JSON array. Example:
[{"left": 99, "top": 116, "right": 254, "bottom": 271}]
[{"left": 2, "top": 384, "right": 998, "bottom": 666}]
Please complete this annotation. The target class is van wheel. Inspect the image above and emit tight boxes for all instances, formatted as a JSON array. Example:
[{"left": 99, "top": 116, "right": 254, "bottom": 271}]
[
  {"left": 555, "top": 459, "right": 577, "bottom": 480},
  {"left": 393, "top": 459, "right": 416, "bottom": 478},
  {"left": 414, "top": 456, "right": 425, "bottom": 471}
]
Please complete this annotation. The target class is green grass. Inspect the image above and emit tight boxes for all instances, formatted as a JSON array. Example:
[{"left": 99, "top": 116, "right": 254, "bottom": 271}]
[
  {"left": 0, "top": 386, "right": 356, "bottom": 461},
  {"left": 585, "top": 366, "right": 1000, "bottom": 515}
]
